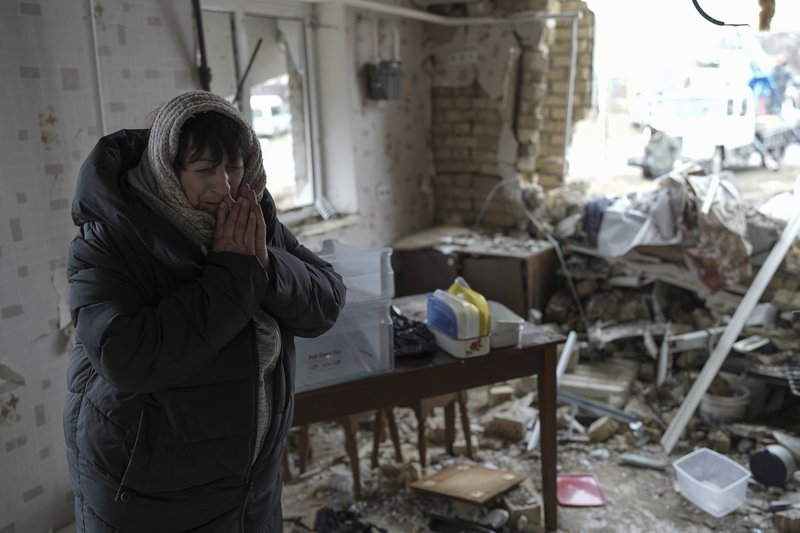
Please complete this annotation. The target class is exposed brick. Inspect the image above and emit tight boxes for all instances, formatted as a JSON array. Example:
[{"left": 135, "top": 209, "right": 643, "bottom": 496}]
[
  {"left": 550, "top": 54, "right": 573, "bottom": 68},
  {"left": 517, "top": 115, "right": 538, "bottom": 129},
  {"left": 476, "top": 110, "right": 502, "bottom": 124},
  {"left": 434, "top": 148, "right": 452, "bottom": 160},
  {"left": 471, "top": 97, "right": 496, "bottom": 110},
  {"left": 452, "top": 148, "right": 470, "bottom": 159},
  {"left": 454, "top": 199, "right": 473, "bottom": 210},
  {"left": 444, "top": 110, "right": 468, "bottom": 122},
  {"left": 453, "top": 122, "right": 472, "bottom": 135},
  {"left": 473, "top": 123, "right": 502, "bottom": 137},
  {"left": 473, "top": 150, "right": 497, "bottom": 163},
  {"left": 543, "top": 94, "right": 568, "bottom": 107},
  {"left": 548, "top": 66, "right": 570, "bottom": 82},
  {"left": 445, "top": 136, "right": 479, "bottom": 148},
  {"left": 537, "top": 174, "right": 562, "bottom": 189}
]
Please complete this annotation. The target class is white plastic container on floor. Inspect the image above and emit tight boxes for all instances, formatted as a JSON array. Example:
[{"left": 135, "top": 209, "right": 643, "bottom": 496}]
[
  {"left": 699, "top": 383, "right": 751, "bottom": 425},
  {"left": 673, "top": 447, "right": 751, "bottom": 517}
]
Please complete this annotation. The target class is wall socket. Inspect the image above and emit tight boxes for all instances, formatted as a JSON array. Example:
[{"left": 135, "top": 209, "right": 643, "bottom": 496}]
[
  {"left": 377, "top": 184, "right": 392, "bottom": 201},
  {"left": 447, "top": 49, "right": 478, "bottom": 66}
]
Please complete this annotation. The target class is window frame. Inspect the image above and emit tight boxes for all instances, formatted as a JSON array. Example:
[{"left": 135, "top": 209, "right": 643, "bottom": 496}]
[{"left": 200, "top": 1, "right": 323, "bottom": 224}]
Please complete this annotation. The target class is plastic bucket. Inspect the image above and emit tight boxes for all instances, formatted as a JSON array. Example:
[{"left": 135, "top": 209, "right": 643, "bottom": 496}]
[{"left": 699, "top": 384, "right": 751, "bottom": 425}]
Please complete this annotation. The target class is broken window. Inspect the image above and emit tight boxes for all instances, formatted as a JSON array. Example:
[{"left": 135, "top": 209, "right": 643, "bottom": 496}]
[{"left": 201, "top": 8, "right": 318, "bottom": 216}]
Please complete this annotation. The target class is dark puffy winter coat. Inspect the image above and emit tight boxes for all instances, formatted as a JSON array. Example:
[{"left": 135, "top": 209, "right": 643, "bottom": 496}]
[{"left": 64, "top": 129, "right": 345, "bottom": 532}]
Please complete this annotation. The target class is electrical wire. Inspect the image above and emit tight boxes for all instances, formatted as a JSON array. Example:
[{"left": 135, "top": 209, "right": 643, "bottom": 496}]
[
  {"left": 691, "top": 0, "right": 748, "bottom": 27},
  {"left": 472, "top": 178, "right": 591, "bottom": 331},
  {"left": 523, "top": 209, "right": 591, "bottom": 333}
]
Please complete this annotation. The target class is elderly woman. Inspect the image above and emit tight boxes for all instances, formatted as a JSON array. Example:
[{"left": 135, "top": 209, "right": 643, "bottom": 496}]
[{"left": 65, "top": 90, "right": 345, "bottom": 532}]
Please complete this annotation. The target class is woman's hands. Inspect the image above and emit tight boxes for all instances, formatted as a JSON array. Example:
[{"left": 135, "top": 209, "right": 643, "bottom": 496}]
[{"left": 212, "top": 184, "right": 270, "bottom": 269}]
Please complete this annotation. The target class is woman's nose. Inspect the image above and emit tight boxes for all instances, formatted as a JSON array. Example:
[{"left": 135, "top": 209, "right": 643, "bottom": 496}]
[{"left": 210, "top": 168, "right": 232, "bottom": 195}]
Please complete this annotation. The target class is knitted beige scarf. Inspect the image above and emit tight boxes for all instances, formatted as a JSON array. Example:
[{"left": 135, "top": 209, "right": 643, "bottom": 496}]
[
  {"left": 129, "top": 90, "right": 266, "bottom": 250},
  {"left": 128, "top": 90, "right": 280, "bottom": 463}
]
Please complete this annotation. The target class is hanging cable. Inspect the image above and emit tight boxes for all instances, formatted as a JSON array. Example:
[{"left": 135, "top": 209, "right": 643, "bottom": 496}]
[{"left": 691, "top": 0, "right": 748, "bottom": 27}]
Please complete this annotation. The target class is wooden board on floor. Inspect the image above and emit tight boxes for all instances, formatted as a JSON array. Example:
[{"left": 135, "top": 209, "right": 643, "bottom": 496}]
[{"left": 410, "top": 464, "right": 525, "bottom": 504}]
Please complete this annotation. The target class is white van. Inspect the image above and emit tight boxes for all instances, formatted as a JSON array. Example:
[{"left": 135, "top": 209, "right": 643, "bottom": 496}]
[
  {"left": 250, "top": 95, "right": 291, "bottom": 138},
  {"left": 648, "top": 85, "right": 756, "bottom": 170}
]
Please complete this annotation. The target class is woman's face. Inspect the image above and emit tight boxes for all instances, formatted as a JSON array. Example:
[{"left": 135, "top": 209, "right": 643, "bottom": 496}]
[{"left": 177, "top": 146, "right": 245, "bottom": 216}]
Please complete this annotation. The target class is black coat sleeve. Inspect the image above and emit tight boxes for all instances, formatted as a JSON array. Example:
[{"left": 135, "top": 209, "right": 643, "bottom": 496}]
[
  {"left": 261, "top": 222, "right": 346, "bottom": 338},
  {"left": 68, "top": 221, "right": 269, "bottom": 393}
]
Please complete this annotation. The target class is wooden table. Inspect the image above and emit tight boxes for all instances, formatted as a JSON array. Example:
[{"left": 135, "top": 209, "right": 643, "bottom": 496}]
[{"left": 293, "top": 294, "right": 563, "bottom": 531}]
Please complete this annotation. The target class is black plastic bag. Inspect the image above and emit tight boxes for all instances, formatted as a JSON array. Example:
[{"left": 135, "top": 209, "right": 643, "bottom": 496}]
[
  {"left": 313, "top": 504, "right": 387, "bottom": 533},
  {"left": 391, "top": 305, "right": 435, "bottom": 358}
]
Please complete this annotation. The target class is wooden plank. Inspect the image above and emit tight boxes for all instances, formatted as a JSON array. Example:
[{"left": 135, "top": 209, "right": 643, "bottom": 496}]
[
  {"left": 410, "top": 464, "right": 525, "bottom": 504},
  {"left": 661, "top": 198, "right": 800, "bottom": 453}
]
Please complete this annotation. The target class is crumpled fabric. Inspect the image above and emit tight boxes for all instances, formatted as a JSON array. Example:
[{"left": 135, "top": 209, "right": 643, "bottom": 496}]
[
  {"left": 596, "top": 179, "right": 685, "bottom": 257},
  {"left": 680, "top": 175, "right": 753, "bottom": 290}
]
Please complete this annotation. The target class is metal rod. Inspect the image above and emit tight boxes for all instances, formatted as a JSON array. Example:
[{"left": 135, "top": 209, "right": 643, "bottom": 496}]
[
  {"left": 330, "top": 0, "right": 582, "bottom": 26},
  {"left": 561, "top": 15, "right": 579, "bottom": 180},
  {"left": 88, "top": 0, "right": 106, "bottom": 134},
  {"left": 192, "top": 0, "right": 211, "bottom": 91},
  {"left": 234, "top": 37, "right": 263, "bottom": 107}
]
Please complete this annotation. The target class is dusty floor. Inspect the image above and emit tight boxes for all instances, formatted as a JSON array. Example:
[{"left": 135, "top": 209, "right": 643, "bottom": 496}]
[{"left": 280, "top": 384, "right": 796, "bottom": 533}]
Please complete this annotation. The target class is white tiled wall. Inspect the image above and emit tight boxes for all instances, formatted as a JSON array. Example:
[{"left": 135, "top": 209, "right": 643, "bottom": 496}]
[
  {"left": 0, "top": 1, "right": 195, "bottom": 531},
  {"left": 301, "top": 7, "right": 435, "bottom": 251}
]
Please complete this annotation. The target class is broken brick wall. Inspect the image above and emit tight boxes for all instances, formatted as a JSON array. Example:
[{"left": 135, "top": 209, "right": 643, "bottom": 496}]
[{"left": 428, "top": 0, "right": 595, "bottom": 232}]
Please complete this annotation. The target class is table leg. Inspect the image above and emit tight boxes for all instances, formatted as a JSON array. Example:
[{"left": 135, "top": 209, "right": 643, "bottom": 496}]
[
  {"left": 456, "top": 392, "right": 473, "bottom": 459},
  {"left": 539, "top": 346, "right": 558, "bottom": 531},
  {"left": 371, "top": 409, "right": 384, "bottom": 469},
  {"left": 281, "top": 444, "right": 292, "bottom": 481},
  {"left": 340, "top": 416, "right": 362, "bottom": 498},
  {"left": 298, "top": 425, "right": 310, "bottom": 474},
  {"left": 414, "top": 405, "right": 428, "bottom": 468},
  {"left": 444, "top": 401, "right": 455, "bottom": 456},
  {"left": 385, "top": 409, "right": 403, "bottom": 462}
]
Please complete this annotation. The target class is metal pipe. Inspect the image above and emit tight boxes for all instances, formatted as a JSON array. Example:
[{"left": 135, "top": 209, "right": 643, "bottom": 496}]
[
  {"left": 330, "top": 0, "right": 582, "bottom": 26},
  {"left": 192, "top": 0, "right": 212, "bottom": 91},
  {"left": 561, "top": 15, "right": 579, "bottom": 179},
  {"left": 87, "top": 0, "right": 106, "bottom": 134}
]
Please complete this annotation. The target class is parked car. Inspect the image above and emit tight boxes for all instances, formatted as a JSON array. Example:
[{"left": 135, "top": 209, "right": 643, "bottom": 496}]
[{"left": 250, "top": 94, "right": 291, "bottom": 138}]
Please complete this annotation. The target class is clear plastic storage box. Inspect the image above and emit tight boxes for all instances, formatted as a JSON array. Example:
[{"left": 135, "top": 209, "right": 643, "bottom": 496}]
[
  {"left": 294, "top": 241, "right": 395, "bottom": 392},
  {"left": 295, "top": 297, "right": 393, "bottom": 392},
  {"left": 673, "top": 447, "right": 751, "bottom": 517},
  {"left": 317, "top": 239, "right": 394, "bottom": 304}
]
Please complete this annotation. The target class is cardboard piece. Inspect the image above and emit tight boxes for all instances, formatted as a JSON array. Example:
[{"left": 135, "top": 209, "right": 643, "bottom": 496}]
[{"left": 410, "top": 464, "right": 525, "bottom": 505}]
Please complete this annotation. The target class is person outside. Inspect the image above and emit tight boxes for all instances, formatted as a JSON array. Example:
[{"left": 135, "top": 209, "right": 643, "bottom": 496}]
[
  {"left": 65, "top": 90, "right": 346, "bottom": 531},
  {"left": 770, "top": 52, "right": 800, "bottom": 114},
  {"left": 642, "top": 126, "right": 681, "bottom": 179}
]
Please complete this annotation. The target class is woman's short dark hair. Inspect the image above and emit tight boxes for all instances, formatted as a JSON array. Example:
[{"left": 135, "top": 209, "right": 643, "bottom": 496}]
[{"left": 174, "top": 111, "right": 248, "bottom": 169}]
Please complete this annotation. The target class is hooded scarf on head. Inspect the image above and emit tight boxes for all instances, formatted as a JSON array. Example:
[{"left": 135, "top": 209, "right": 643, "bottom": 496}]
[
  {"left": 129, "top": 90, "right": 267, "bottom": 250},
  {"left": 129, "top": 90, "right": 280, "bottom": 463}
]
